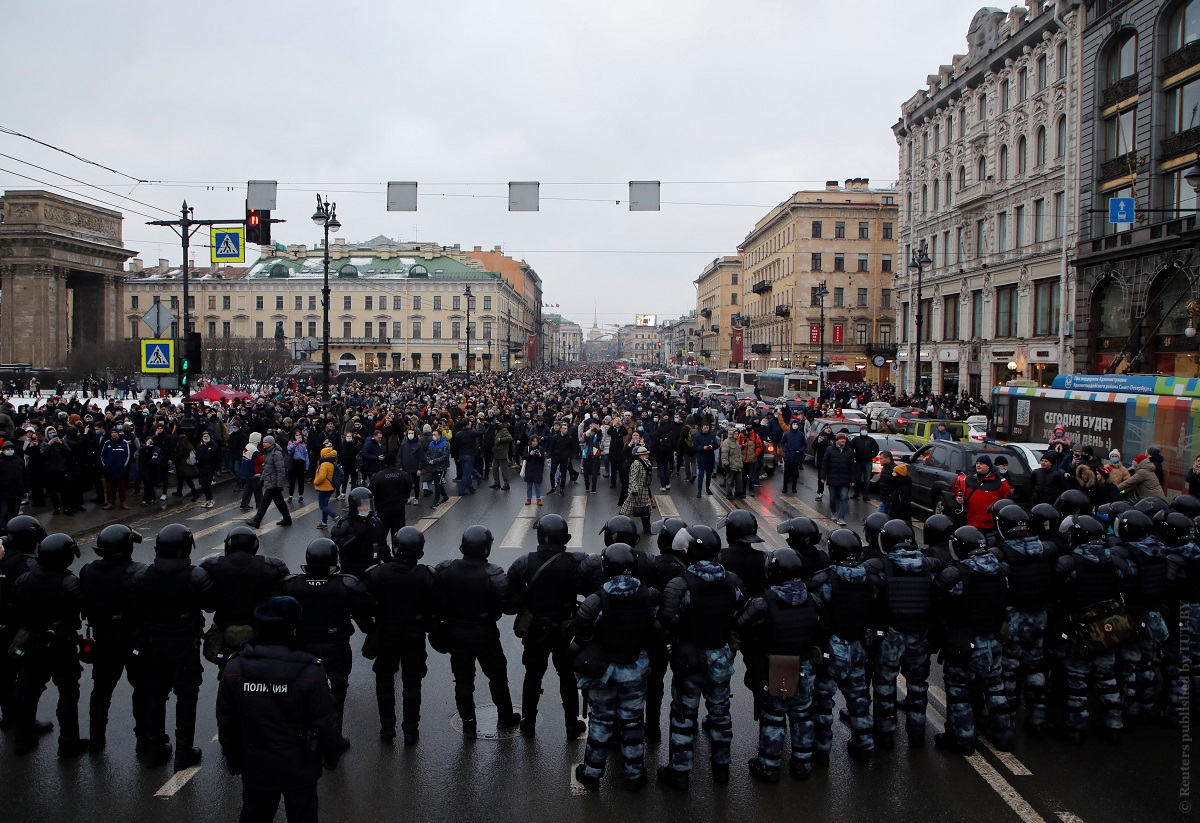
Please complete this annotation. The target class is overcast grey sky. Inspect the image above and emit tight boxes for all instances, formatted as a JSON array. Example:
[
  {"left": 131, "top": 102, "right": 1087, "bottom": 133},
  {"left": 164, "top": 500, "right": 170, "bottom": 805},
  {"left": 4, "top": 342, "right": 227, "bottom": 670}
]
[{"left": 2, "top": 0, "right": 981, "bottom": 331}]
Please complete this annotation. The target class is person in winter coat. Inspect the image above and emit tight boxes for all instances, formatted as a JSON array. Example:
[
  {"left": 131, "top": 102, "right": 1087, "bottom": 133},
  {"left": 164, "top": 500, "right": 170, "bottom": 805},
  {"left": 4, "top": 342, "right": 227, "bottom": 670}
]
[
  {"left": 313, "top": 446, "right": 339, "bottom": 528},
  {"left": 360, "top": 430, "right": 385, "bottom": 481},
  {"left": 619, "top": 445, "right": 654, "bottom": 536},
  {"left": 849, "top": 427, "right": 879, "bottom": 500},
  {"left": 522, "top": 435, "right": 547, "bottom": 506},
  {"left": 1106, "top": 449, "right": 1131, "bottom": 488},
  {"left": 692, "top": 421, "right": 719, "bottom": 497},
  {"left": 248, "top": 435, "right": 292, "bottom": 528},
  {"left": 40, "top": 426, "right": 72, "bottom": 515},
  {"left": 426, "top": 430, "right": 451, "bottom": 508},
  {"left": 173, "top": 435, "right": 200, "bottom": 501},
  {"left": 99, "top": 428, "right": 131, "bottom": 510},
  {"left": 957, "top": 455, "right": 1011, "bottom": 532},
  {"left": 719, "top": 426, "right": 745, "bottom": 499},
  {"left": 1187, "top": 454, "right": 1200, "bottom": 497},
  {"left": 336, "top": 434, "right": 361, "bottom": 498},
  {"left": 1031, "top": 452, "right": 1067, "bottom": 505},
  {"left": 286, "top": 432, "right": 310, "bottom": 504},
  {"left": 137, "top": 436, "right": 165, "bottom": 506},
  {"left": 491, "top": 421, "right": 514, "bottom": 491},
  {"left": 811, "top": 425, "right": 835, "bottom": 502},
  {"left": 780, "top": 421, "right": 807, "bottom": 495},
  {"left": 820, "top": 431, "right": 856, "bottom": 525},
  {"left": 1117, "top": 454, "right": 1165, "bottom": 501},
  {"left": 1073, "top": 463, "right": 1113, "bottom": 509},
  {"left": 0, "top": 440, "right": 26, "bottom": 527},
  {"left": 399, "top": 428, "right": 426, "bottom": 504},
  {"left": 1147, "top": 446, "right": 1166, "bottom": 486},
  {"left": 885, "top": 463, "right": 913, "bottom": 524},
  {"left": 195, "top": 431, "right": 221, "bottom": 507}
]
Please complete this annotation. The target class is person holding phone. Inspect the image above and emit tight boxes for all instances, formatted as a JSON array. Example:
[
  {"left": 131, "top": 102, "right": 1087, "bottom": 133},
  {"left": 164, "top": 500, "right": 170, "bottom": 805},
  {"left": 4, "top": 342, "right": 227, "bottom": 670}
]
[{"left": 959, "top": 456, "right": 1010, "bottom": 534}]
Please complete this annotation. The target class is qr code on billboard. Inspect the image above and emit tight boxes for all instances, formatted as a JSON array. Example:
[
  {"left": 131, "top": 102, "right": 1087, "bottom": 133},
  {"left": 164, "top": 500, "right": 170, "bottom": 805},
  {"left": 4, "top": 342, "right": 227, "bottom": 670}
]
[{"left": 1016, "top": 399, "right": 1030, "bottom": 426}]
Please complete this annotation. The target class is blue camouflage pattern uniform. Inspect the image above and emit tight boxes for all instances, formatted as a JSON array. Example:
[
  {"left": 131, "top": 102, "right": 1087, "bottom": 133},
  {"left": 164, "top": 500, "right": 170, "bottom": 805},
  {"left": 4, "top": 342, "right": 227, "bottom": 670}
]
[
  {"left": 1116, "top": 537, "right": 1170, "bottom": 720},
  {"left": 574, "top": 575, "right": 655, "bottom": 783},
  {"left": 868, "top": 547, "right": 936, "bottom": 740},
  {"left": 662, "top": 560, "right": 743, "bottom": 776},
  {"left": 994, "top": 535, "right": 1053, "bottom": 731},
  {"left": 937, "top": 552, "right": 1014, "bottom": 749},
  {"left": 1165, "top": 541, "right": 1200, "bottom": 721},
  {"left": 1055, "top": 543, "right": 1126, "bottom": 734},
  {"left": 810, "top": 565, "right": 874, "bottom": 757},
  {"left": 736, "top": 579, "right": 818, "bottom": 779}
]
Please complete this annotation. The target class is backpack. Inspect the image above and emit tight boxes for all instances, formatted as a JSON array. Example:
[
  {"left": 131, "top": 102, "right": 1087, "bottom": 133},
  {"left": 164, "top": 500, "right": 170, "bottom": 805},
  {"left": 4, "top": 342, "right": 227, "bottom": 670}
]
[
  {"left": 332, "top": 462, "right": 346, "bottom": 489},
  {"left": 236, "top": 454, "right": 255, "bottom": 480}
]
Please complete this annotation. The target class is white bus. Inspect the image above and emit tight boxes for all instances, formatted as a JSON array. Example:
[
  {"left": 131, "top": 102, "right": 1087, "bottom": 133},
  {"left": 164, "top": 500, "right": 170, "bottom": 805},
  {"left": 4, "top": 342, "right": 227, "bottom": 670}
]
[
  {"left": 755, "top": 368, "right": 820, "bottom": 402},
  {"left": 715, "top": 368, "right": 758, "bottom": 391}
]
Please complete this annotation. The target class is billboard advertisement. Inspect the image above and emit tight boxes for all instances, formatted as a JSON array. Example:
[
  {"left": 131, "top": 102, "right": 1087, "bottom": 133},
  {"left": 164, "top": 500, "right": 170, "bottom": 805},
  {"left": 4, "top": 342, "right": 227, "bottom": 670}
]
[{"left": 635, "top": 314, "right": 657, "bottom": 327}]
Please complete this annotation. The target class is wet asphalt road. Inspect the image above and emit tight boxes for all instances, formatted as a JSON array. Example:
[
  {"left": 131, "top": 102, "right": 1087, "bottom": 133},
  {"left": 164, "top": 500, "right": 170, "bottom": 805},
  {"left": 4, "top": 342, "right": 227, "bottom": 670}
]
[{"left": 0, "top": 462, "right": 1190, "bottom": 823}]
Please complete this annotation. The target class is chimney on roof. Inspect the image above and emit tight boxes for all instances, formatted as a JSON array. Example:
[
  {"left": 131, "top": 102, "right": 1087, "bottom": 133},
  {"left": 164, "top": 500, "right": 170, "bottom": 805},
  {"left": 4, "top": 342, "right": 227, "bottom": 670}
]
[
  {"left": 825, "top": 181, "right": 839, "bottom": 191},
  {"left": 474, "top": 246, "right": 482, "bottom": 252},
  {"left": 158, "top": 258, "right": 169, "bottom": 274},
  {"left": 494, "top": 245, "right": 502, "bottom": 253},
  {"left": 128, "top": 258, "right": 143, "bottom": 274}
]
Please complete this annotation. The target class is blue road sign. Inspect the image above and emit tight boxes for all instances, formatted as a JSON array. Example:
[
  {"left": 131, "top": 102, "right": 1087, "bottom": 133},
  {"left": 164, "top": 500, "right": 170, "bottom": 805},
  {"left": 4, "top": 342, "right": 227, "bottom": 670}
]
[
  {"left": 1109, "top": 197, "right": 1135, "bottom": 224},
  {"left": 211, "top": 227, "right": 245, "bottom": 263},
  {"left": 141, "top": 339, "right": 175, "bottom": 373}
]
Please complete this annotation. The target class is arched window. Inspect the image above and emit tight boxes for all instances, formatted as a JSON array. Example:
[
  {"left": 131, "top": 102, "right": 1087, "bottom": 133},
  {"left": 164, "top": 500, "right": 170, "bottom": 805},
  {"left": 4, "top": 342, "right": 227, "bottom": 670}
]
[
  {"left": 976, "top": 156, "right": 987, "bottom": 183},
  {"left": 921, "top": 185, "right": 928, "bottom": 214},
  {"left": 945, "top": 173, "right": 953, "bottom": 205},
  {"left": 958, "top": 165, "right": 967, "bottom": 190},
  {"left": 1168, "top": 0, "right": 1200, "bottom": 55},
  {"left": 1056, "top": 115, "right": 1067, "bottom": 157},
  {"left": 1106, "top": 32, "right": 1137, "bottom": 87},
  {"left": 1017, "top": 136, "right": 1028, "bottom": 174},
  {"left": 933, "top": 180, "right": 940, "bottom": 210},
  {"left": 1035, "top": 126, "right": 1047, "bottom": 166},
  {"left": 999, "top": 145, "right": 1009, "bottom": 181}
]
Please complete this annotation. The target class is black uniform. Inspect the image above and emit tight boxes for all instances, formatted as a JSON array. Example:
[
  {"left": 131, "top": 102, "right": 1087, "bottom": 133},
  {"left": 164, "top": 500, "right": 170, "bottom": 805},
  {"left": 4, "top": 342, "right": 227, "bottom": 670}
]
[
  {"left": 79, "top": 554, "right": 150, "bottom": 748},
  {"left": 200, "top": 551, "right": 290, "bottom": 667},
  {"left": 330, "top": 515, "right": 390, "bottom": 581},
  {"left": 133, "top": 557, "right": 214, "bottom": 765},
  {"left": 368, "top": 465, "right": 413, "bottom": 535},
  {"left": 276, "top": 570, "right": 375, "bottom": 730},
  {"left": 719, "top": 541, "right": 769, "bottom": 597},
  {"left": 11, "top": 561, "right": 86, "bottom": 754},
  {"left": 507, "top": 544, "right": 586, "bottom": 733},
  {"left": 0, "top": 548, "right": 38, "bottom": 728},
  {"left": 364, "top": 556, "right": 436, "bottom": 741},
  {"left": 434, "top": 556, "right": 520, "bottom": 727},
  {"left": 216, "top": 642, "right": 344, "bottom": 823}
]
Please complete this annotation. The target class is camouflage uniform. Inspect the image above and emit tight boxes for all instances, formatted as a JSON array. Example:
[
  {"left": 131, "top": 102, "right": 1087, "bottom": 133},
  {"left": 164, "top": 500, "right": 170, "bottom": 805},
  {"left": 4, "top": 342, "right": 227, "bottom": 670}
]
[
  {"left": 1165, "top": 541, "right": 1200, "bottom": 721},
  {"left": 1113, "top": 537, "right": 1170, "bottom": 720},
  {"left": 992, "top": 535, "right": 1055, "bottom": 731},
  {"left": 809, "top": 564, "right": 875, "bottom": 758}
]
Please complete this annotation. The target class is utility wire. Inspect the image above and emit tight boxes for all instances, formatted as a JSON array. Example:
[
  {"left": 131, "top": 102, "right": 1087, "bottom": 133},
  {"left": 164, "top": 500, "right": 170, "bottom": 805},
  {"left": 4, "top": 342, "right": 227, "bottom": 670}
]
[
  {"left": 0, "top": 167, "right": 162, "bottom": 222},
  {"left": 0, "top": 152, "right": 176, "bottom": 217},
  {"left": 0, "top": 125, "right": 153, "bottom": 183}
]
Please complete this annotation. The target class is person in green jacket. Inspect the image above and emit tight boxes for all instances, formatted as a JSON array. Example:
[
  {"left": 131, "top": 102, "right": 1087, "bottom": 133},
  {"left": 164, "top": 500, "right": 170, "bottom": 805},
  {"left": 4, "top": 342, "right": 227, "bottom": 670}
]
[{"left": 491, "top": 421, "right": 513, "bottom": 491}]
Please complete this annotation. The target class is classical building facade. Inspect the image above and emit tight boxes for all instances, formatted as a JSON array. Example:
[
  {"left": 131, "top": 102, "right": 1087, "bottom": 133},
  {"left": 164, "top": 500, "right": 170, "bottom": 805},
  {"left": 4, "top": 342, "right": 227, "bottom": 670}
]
[
  {"left": 617, "top": 323, "right": 661, "bottom": 364},
  {"left": 1071, "top": 0, "right": 1200, "bottom": 378},
  {"left": 739, "top": 180, "right": 899, "bottom": 383},
  {"left": 123, "top": 239, "right": 539, "bottom": 373},
  {"left": 659, "top": 311, "right": 698, "bottom": 366},
  {"left": 543, "top": 314, "right": 583, "bottom": 364},
  {"left": 694, "top": 255, "right": 742, "bottom": 368},
  {"left": 893, "top": 2, "right": 1081, "bottom": 395}
]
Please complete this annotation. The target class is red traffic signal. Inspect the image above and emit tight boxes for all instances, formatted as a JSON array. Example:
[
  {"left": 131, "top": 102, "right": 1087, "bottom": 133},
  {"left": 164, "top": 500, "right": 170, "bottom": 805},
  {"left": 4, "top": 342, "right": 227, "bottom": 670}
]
[{"left": 245, "top": 205, "right": 271, "bottom": 244}]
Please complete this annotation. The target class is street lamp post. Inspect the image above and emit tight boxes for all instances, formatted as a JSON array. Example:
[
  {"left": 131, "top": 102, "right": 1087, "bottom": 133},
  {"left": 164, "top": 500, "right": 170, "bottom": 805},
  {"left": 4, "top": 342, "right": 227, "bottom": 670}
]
[
  {"left": 815, "top": 280, "right": 829, "bottom": 402},
  {"left": 907, "top": 242, "right": 932, "bottom": 396},
  {"left": 464, "top": 285, "right": 473, "bottom": 376},
  {"left": 310, "top": 195, "right": 341, "bottom": 404}
]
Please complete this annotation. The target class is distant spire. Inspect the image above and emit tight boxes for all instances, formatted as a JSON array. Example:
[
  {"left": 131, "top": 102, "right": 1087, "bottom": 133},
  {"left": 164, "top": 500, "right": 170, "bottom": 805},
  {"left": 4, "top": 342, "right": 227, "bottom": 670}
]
[{"left": 592, "top": 303, "right": 598, "bottom": 329}]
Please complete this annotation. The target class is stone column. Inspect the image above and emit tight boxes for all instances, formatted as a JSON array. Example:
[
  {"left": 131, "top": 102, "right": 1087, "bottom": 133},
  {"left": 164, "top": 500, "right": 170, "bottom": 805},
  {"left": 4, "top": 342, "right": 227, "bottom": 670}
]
[{"left": 1, "top": 262, "right": 67, "bottom": 366}]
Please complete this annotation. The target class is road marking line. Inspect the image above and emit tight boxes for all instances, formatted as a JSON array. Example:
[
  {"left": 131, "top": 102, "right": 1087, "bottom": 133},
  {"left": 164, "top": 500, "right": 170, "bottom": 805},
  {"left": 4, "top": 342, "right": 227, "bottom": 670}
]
[
  {"left": 567, "top": 518, "right": 586, "bottom": 549},
  {"left": 1056, "top": 813, "right": 1087, "bottom": 823},
  {"left": 568, "top": 495, "right": 587, "bottom": 519},
  {"left": 656, "top": 496, "right": 679, "bottom": 518},
  {"left": 201, "top": 501, "right": 318, "bottom": 552},
  {"left": 155, "top": 766, "right": 201, "bottom": 798},
  {"left": 924, "top": 683, "right": 1034, "bottom": 776},
  {"left": 500, "top": 516, "right": 535, "bottom": 549},
  {"left": 187, "top": 501, "right": 242, "bottom": 521},
  {"left": 416, "top": 518, "right": 438, "bottom": 532}
]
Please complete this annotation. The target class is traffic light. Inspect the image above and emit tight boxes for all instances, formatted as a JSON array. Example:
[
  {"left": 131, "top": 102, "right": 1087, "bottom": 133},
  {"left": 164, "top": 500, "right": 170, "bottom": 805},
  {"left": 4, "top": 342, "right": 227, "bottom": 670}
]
[
  {"left": 245, "top": 205, "right": 271, "bottom": 244},
  {"left": 179, "top": 359, "right": 190, "bottom": 387},
  {"left": 184, "top": 331, "right": 202, "bottom": 375}
]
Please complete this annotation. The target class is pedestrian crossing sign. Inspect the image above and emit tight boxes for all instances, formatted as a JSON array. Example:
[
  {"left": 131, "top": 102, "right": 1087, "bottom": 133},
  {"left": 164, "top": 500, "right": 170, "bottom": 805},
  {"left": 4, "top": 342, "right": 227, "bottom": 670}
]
[
  {"left": 141, "top": 339, "right": 175, "bottom": 373},
  {"left": 210, "top": 227, "right": 245, "bottom": 263}
]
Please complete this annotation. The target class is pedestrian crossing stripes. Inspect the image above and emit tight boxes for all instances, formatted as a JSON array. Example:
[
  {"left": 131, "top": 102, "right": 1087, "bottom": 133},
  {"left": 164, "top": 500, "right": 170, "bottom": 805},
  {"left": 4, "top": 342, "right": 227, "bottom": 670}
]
[
  {"left": 199, "top": 501, "right": 318, "bottom": 553},
  {"left": 187, "top": 500, "right": 243, "bottom": 521}
]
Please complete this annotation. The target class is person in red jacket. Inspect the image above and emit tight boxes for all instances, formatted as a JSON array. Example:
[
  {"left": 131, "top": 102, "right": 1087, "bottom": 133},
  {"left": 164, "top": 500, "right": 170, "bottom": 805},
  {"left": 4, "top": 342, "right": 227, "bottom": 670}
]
[{"left": 956, "top": 454, "right": 1010, "bottom": 532}]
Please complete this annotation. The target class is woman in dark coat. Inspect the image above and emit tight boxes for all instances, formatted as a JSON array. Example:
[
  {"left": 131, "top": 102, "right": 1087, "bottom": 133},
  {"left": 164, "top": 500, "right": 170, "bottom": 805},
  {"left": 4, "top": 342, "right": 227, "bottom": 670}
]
[{"left": 523, "top": 434, "right": 547, "bottom": 506}]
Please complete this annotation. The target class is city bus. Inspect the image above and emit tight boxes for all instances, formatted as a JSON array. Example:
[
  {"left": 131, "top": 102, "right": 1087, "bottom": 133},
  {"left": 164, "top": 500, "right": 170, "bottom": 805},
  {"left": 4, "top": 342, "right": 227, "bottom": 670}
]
[
  {"left": 755, "top": 368, "right": 820, "bottom": 402},
  {"left": 990, "top": 373, "right": 1200, "bottom": 494},
  {"left": 716, "top": 368, "right": 758, "bottom": 391}
]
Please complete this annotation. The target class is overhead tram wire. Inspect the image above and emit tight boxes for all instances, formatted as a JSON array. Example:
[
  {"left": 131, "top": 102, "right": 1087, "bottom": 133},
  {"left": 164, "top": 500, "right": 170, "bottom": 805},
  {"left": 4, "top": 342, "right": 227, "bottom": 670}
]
[
  {"left": 0, "top": 124, "right": 152, "bottom": 184},
  {"left": 0, "top": 167, "right": 164, "bottom": 222},
  {"left": 0, "top": 152, "right": 177, "bottom": 218}
]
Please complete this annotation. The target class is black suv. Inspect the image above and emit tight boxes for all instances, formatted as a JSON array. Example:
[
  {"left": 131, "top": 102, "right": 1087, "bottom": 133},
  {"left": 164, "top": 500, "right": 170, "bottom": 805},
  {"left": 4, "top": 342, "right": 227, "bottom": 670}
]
[{"left": 908, "top": 441, "right": 1032, "bottom": 515}]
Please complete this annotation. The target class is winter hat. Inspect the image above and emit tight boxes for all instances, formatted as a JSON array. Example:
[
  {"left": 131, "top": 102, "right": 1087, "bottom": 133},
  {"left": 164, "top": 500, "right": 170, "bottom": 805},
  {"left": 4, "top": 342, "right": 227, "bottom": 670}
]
[
  {"left": 422, "top": 424, "right": 432, "bottom": 433},
  {"left": 993, "top": 455, "right": 1008, "bottom": 466},
  {"left": 1041, "top": 451, "right": 1057, "bottom": 463},
  {"left": 252, "top": 596, "right": 302, "bottom": 642},
  {"left": 1109, "top": 449, "right": 1121, "bottom": 460},
  {"left": 633, "top": 445, "right": 649, "bottom": 456},
  {"left": 1134, "top": 453, "right": 1148, "bottom": 464},
  {"left": 975, "top": 454, "right": 994, "bottom": 468},
  {"left": 262, "top": 435, "right": 276, "bottom": 446}
]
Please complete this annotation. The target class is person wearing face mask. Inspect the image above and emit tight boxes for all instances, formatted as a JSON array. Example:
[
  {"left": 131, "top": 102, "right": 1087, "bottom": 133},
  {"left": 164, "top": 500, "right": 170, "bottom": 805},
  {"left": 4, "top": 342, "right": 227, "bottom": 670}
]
[
  {"left": 779, "top": 420, "right": 807, "bottom": 495},
  {"left": 850, "top": 427, "right": 879, "bottom": 502},
  {"left": 336, "top": 432, "right": 362, "bottom": 499},
  {"left": 0, "top": 439, "right": 27, "bottom": 528},
  {"left": 99, "top": 428, "right": 131, "bottom": 510},
  {"left": 1107, "top": 449, "right": 1131, "bottom": 488},
  {"left": 195, "top": 431, "right": 221, "bottom": 508}
]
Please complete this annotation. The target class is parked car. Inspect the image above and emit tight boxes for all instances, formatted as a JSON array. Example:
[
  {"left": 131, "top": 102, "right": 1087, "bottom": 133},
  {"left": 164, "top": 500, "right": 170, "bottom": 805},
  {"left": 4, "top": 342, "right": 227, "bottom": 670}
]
[
  {"left": 907, "top": 441, "right": 1033, "bottom": 514},
  {"left": 839, "top": 409, "right": 869, "bottom": 425},
  {"left": 864, "top": 401, "right": 892, "bottom": 431},
  {"left": 868, "top": 435, "right": 916, "bottom": 487},
  {"left": 875, "top": 407, "right": 923, "bottom": 434},
  {"left": 901, "top": 419, "right": 971, "bottom": 448},
  {"left": 1003, "top": 442, "right": 1049, "bottom": 474},
  {"left": 965, "top": 414, "right": 988, "bottom": 429},
  {"left": 968, "top": 423, "right": 987, "bottom": 442},
  {"left": 804, "top": 418, "right": 857, "bottom": 458}
]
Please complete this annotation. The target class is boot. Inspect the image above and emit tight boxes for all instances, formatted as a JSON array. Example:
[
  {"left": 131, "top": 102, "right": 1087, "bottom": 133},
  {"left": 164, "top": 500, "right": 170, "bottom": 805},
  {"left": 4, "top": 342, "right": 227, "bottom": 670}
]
[
  {"left": 574, "top": 764, "right": 601, "bottom": 792},
  {"left": 748, "top": 757, "right": 779, "bottom": 783},
  {"left": 656, "top": 765, "right": 689, "bottom": 791}
]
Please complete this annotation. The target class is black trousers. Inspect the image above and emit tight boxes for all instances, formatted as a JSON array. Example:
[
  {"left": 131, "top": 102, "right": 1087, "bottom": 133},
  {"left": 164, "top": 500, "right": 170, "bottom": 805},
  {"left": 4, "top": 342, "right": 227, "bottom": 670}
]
[
  {"left": 14, "top": 639, "right": 82, "bottom": 746},
  {"left": 145, "top": 633, "right": 203, "bottom": 750},
  {"left": 307, "top": 639, "right": 351, "bottom": 730},
  {"left": 240, "top": 783, "right": 318, "bottom": 823},
  {"left": 379, "top": 509, "right": 405, "bottom": 536},
  {"left": 253, "top": 486, "right": 291, "bottom": 524},
  {"left": 0, "top": 626, "right": 17, "bottom": 723},
  {"left": 90, "top": 630, "right": 151, "bottom": 743},
  {"left": 373, "top": 634, "right": 427, "bottom": 733},
  {"left": 449, "top": 635, "right": 513, "bottom": 722},
  {"left": 520, "top": 629, "right": 579, "bottom": 726}
]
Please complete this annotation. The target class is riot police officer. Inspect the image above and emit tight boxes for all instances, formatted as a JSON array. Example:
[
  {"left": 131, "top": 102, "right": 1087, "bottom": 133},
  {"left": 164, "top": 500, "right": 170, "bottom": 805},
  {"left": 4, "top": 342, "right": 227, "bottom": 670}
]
[
  {"left": 921, "top": 514, "right": 958, "bottom": 564},
  {"left": 79, "top": 524, "right": 149, "bottom": 753},
  {"left": 861, "top": 512, "right": 890, "bottom": 562},
  {"left": 364, "top": 527, "right": 436, "bottom": 745},
  {"left": 1110, "top": 509, "right": 1170, "bottom": 723},
  {"left": 201, "top": 526, "right": 289, "bottom": 670},
  {"left": 571, "top": 543, "right": 660, "bottom": 793},
  {"left": 0, "top": 515, "right": 43, "bottom": 731},
  {"left": 133, "top": 523, "right": 213, "bottom": 770},
  {"left": 862, "top": 519, "right": 940, "bottom": 749},
  {"left": 277, "top": 538, "right": 375, "bottom": 736},
  {"left": 737, "top": 548, "right": 822, "bottom": 783},
  {"left": 720, "top": 509, "right": 768, "bottom": 596},
  {"left": 11, "top": 533, "right": 87, "bottom": 757},
  {"left": 507, "top": 514, "right": 586, "bottom": 739},
  {"left": 577, "top": 515, "right": 641, "bottom": 595},
  {"left": 776, "top": 517, "right": 830, "bottom": 581},
  {"left": 657, "top": 525, "right": 745, "bottom": 790},
  {"left": 808, "top": 527, "right": 877, "bottom": 764},
  {"left": 331, "top": 487, "right": 390, "bottom": 580},
  {"left": 1165, "top": 510, "right": 1200, "bottom": 723},
  {"left": 216, "top": 596, "right": 344, "bottom": 822},
  {"left": 434, "top": 525, "right": 521, "bottom": 739},
  {"left": 934, "top": 525, "right": 1013, "bottom": 755}
]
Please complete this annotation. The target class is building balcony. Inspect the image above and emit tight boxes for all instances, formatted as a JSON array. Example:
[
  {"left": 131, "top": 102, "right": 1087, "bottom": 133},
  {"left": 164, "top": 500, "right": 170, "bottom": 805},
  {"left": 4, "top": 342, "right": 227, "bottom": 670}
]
[
  {"left": 955, "top": 179, "right": 993, "bottom": 209},
  {"left": 866, "top": 342, "right": 899, "bottom": 359},
  {"left": 751, "top": 280, "right": 772, "bottom": 295},
  {"left": 775, "top": 305, "right": 791, "bottom": 317},
  {"left": 699, "top": 307, "right": 712, "bottom": 318},
  {"left": 750, "top": 343, "right": 772, "bottom": 354}
]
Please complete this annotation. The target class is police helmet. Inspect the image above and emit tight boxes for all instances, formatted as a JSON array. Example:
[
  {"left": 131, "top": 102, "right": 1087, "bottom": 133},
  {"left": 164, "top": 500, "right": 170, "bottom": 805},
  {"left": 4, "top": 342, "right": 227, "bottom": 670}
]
[
  {"left": 922, "top": 514, "right": 956, "bottom": 548},
  {"left": 1054, "top": 489, "right": 1092, "bottom": 517},
  {"left": 1059, "top": 514, "right": 1105, "bottom": 549},
  {"left": 1133, "top": 496, "right": 1170, "bottom": 519},
  {"left": 1114, "top": 509, "right": 1153, "bottom": 543},
  {"left": 600, "top": 515, "right": 639, "bottom": 547},
  {"left": 1158, "top": 511, "right": 1196, "bottom": 547},
  {"left": 37, "top": 533, "right": 80, "bottom": 572},
  {"left": 460, "top": 525, "right": 494, "bottom": 559},
  {"left": 1171, "top": 494, "right": 1200, "bottom": 518},
  {"left": 304, "top": 538, "right": 339, "bottom": 573},
  {"left": 765, "top": 548, "right": 804, "bottom": 584},
  {"left": 863, "top": 512, "right": 891, "bottom": 551},
  {"left": 670, "top": 527, "right": 693, "bottom": 555},
  {"left": 877, "top": 519, "right": 917, "bottom": 555},
  {"left": 601, "top": 543, "right": 638, "bottom": 579},
  {"left": 950, "top": 526, "right": 989, "bottom": 559},
  {"left": 725, "top": 510, "right": 763, "bottom": 544},
  {"left": 654, "top": 518, "right": 689, "bottom": 552},
  {"left": 1028, "top": 503, "right": 1062, "bottom": 541},
  {"left": 994, "top": 505, "right": 1032, "bottom": 540},
  {"left": 95, "top": 524, "right": 142, "bottom": 559},
  {"left": 988, "top": 498, "right": 1017, "bottom": 518},
  {"left": 223, "top": 526, "right": 260, "bottom": 556},
  {"left": 1095, "top": 500, "right": 1133, "bottom": 531},
  {"left": 683, "top": 525, "right": 722, "bottom": 561},
  {"left": 391, "top": 526, "right": 425, "bottom": 559},
  {"left": 154, "top": 523, "right": 195, "bottom": 560},
  {"left": 777, "top": 517, "right": 821, "bottom": 550},
  {"left": 347, "top": 487, "right": 375, "bottom": 519},
  {"left": 5, "top": 515, "right": 46, "bottom": 554},
  {"left": 536, "top": 514, "right": 571, "bottom": 546},
  {"left": 252, "top": 596, "right": 303, "bottom": 643},
  {"left": 827, "top": 528, "right": 863, "bottom": 566}
]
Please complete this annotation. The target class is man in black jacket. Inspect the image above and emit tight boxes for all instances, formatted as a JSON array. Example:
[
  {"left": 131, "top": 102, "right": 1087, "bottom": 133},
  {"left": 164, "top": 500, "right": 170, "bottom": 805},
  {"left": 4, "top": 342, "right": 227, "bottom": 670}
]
[
  {"left": 849, "top": 426, "right": 879, "bottom": 501},
  {"left": 368, "top": 454, "right": 414, "bottom": 535},
  {"left": 547, "top": 422, "right": 577, "bottom": 495},
  {"left": 216, "top": 596, "right": 343, "bottom": 823},
  {"left": 820, "top": 432, "right": 856, "bottom": 526}
]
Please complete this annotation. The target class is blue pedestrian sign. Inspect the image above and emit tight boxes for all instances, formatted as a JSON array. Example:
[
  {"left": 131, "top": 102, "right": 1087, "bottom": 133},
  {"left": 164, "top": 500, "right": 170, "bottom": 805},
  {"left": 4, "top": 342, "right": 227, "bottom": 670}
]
[
  {"left": 141, "top": 339, "right": 175, "bottom": 374},
  {"left": 210, "top": 227, "right": 245, "bottom": 263},
  {"left": 1109, "top": 197, "right": 1135, "bottom": 224}
]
